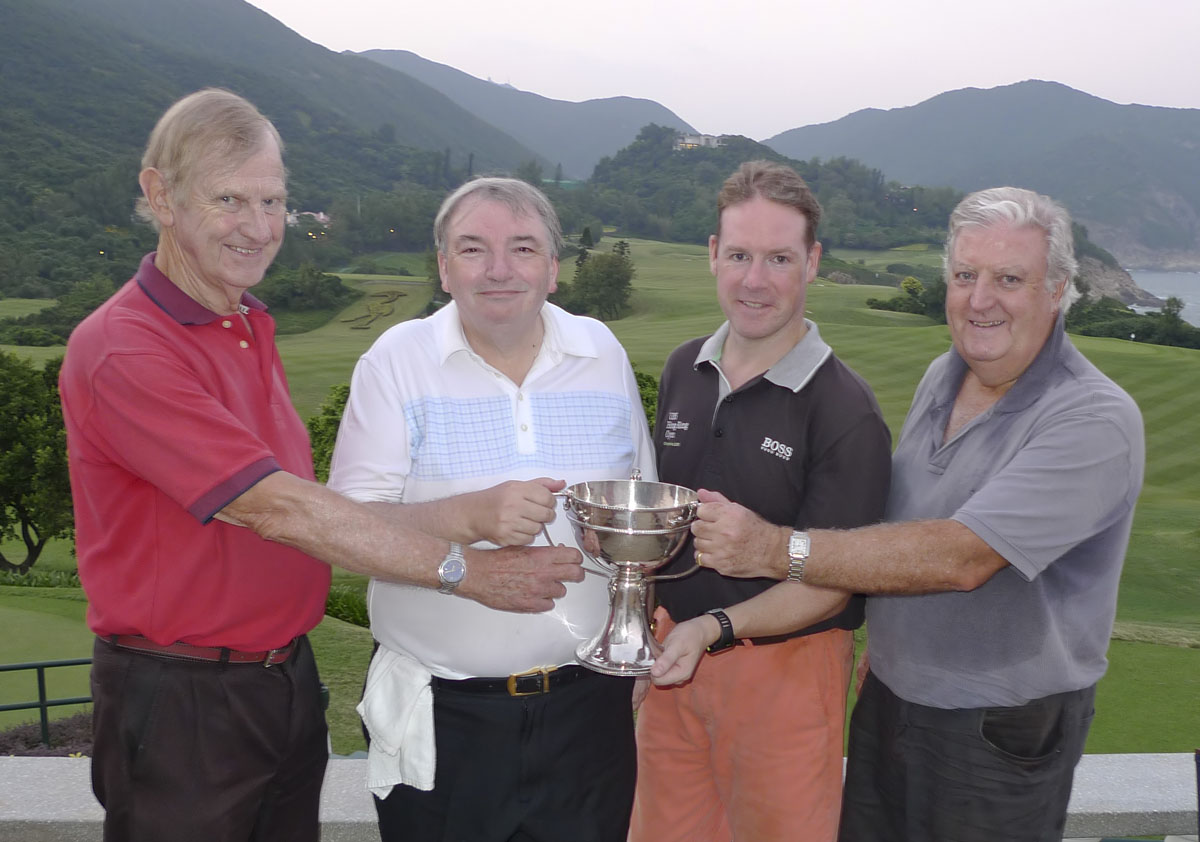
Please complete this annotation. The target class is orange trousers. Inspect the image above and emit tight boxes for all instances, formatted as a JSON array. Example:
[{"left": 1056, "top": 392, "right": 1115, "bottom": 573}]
[{"left": 630, "top": 610, "right": 853, "bottom": 842}]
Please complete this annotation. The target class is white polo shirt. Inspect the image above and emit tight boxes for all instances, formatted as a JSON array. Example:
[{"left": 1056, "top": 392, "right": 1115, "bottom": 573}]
[{"left": 328, "top": 301, "right": 656, "bottom": 678}]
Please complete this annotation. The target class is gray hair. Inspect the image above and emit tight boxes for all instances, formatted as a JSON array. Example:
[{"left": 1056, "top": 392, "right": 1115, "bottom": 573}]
[
  {"left": 945, "top": 186, "right": 1080, "bottom": 313},
  {"left": 136, "top": 88, "right": 284, "bottom": 230},
  {"left": 434, "top": 177, "right": 563, "bottom": 257}
]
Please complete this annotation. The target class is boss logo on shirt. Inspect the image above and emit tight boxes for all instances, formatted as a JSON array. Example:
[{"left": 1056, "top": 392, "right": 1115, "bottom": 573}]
[
  {"left": 760, "top": 436, "right": 794, "bottom": 461},
  {"left": 662, "top": 411, "right": 690, "bottom": 446}
]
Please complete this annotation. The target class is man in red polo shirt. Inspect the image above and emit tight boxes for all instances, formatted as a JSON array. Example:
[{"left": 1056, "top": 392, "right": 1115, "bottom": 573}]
[{"left": 59, "top": 89, "right": 583, "bottom": 842}]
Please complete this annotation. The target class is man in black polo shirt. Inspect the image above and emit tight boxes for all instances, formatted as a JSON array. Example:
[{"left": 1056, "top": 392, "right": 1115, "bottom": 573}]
[{"left": 629, "top": 160, "right": 891, "bottom": 842}]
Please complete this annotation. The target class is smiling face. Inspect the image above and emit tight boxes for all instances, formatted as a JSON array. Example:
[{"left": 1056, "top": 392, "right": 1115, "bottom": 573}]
[
  {"left": 946, "top": 222, "right": 1065, "bottom": 387},
  {"left": 149, "top": 133, "right": 287, "bottom": 311},
  {"left": 438, "top": 196, "right": 559, "bottom": 348},
  {"left": 711, "top": 195, "right": 821, "bottom": 357}
]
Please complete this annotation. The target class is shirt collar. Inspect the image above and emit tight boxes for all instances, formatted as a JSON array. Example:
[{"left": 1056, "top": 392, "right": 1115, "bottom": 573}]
[
  {"left": 134, "top": 251, "right": 267, "bottom": 325},
  {"left": 433, "top": 301, "right": 598, "bottom": 368},
  {"left": 692, "top": 319, "right": 832, "bottom": 393}
]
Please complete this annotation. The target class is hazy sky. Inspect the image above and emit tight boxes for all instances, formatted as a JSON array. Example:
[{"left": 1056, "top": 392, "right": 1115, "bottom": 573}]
[{"left": 245, "top": 0, "right": 1198, "bottom": 140}]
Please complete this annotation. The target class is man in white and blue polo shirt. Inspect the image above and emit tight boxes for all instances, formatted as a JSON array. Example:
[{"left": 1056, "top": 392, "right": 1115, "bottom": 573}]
[{"left": 328, "top": 177, "right": 655, "bottom": 842}]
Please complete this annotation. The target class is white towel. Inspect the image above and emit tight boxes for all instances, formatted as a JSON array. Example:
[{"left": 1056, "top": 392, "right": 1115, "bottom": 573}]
[{"left": 356, "top": 645, "right": 436, "bottom": 796}]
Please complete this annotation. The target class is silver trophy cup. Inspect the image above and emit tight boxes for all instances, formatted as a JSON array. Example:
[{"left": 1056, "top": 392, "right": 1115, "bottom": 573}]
[{"left": 558, "top": 479, "right": 700, "bottom": 676}]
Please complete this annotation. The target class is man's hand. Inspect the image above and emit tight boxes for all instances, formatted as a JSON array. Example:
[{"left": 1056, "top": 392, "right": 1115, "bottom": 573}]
[
  {"left": 649, "top": 614, "right": 720, "bottom": 686},
  {"left": 632, "top": 676, "right": 651, "bottom": 711},
  {"left": 457, "top": 543, "right": 584, "bottom": 613},
  {"left": 466, "top": 478, "right": 565, "bottom": 547},
  {"left": 690, "top": 489, "right": 788, "bottom": 579}
]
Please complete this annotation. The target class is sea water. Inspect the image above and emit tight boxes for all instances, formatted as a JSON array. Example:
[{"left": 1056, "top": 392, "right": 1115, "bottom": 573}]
[{"left": 1128, "top": 271, "right": 1200, "bottom": 327}]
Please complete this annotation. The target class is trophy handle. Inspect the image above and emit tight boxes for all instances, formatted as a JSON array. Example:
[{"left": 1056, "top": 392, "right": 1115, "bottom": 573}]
[
  {"left": 647, "top": 562, "right": 700, "bottom": 583},
  {"left": 540, "top": 521, "right": 619, "bottom": 576}
]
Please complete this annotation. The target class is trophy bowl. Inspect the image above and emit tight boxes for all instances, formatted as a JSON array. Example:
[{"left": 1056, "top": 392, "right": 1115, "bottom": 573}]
[{"left": 561, "top": 480, "right": 699, "bottom": 676}]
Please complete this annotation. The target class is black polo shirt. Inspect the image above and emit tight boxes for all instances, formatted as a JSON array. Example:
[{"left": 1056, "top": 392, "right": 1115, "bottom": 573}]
[{"left": 654, "top": 322, "right": 892, "bottom": 636}]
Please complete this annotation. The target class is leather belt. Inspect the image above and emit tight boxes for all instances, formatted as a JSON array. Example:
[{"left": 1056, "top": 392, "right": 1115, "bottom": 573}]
[
  {"left": 432, "top": 664, "right": 593, "bottom": 697},
  {"left": 106, "top": 634, "right": 297, "bottom": 667}
]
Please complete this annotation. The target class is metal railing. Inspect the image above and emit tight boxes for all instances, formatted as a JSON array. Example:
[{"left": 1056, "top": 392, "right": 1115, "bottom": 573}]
[{"left": 0, "top": 658, "right": 92, "bottom": 746}]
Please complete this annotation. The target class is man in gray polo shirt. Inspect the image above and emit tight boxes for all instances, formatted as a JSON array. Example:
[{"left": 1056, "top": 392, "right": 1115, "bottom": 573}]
[{"left": 695, "top": 186, "right": 1145, "bottom": 842}]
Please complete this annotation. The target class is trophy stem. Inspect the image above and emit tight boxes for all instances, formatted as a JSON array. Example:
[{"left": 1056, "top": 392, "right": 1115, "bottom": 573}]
[{"left": 576, "top": 566, "right": 661, "bottom": 676}]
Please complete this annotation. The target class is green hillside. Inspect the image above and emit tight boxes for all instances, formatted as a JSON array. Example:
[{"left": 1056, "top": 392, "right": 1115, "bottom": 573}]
[
  {"left": 1, "top": 0, "right": 540, "bottom": 181},
  {"left": 0, "top": 0, "right": 542, "bottom": 299}
]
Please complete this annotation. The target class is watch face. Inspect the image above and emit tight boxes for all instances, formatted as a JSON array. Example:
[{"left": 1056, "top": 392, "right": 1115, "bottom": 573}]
[
  {"left": 788, "top": 532, "right": 810, "bottom": 557},
  {"left": 440, "top": 558, "right": 466, "bottom": 584}
]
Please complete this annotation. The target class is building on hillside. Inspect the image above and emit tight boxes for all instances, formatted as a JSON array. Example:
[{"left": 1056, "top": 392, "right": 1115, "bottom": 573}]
[
  {"left": 286, "top": 210, "right": 331, "bottom": 228},
  {"left": 674, "top": 133, "right": 726, "bottom": 151}
]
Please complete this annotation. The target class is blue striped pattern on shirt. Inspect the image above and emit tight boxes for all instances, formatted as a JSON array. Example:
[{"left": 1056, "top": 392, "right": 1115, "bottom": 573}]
[{"left": 404, "top": 391, "right": 634, "bottom": 479}]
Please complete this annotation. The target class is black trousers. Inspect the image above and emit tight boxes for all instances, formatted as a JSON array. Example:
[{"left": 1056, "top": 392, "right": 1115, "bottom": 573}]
[
  {"left": 90, "top": 635, "right": 329, "bottom": 842},
  {"left": 839, "top": 671, "right": 1095, "bottom": 842},
  {"left": 374, "top": 669, "right": 637, "bottom": 842}
]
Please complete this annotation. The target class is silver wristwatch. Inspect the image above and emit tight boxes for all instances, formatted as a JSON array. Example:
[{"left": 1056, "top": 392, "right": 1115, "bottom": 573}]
[
  {"left": 437, "top": 543, "right": 466, "bottom": 594},
  {"left": 786, "top": 531, "right": 810, "bottom": 583}
]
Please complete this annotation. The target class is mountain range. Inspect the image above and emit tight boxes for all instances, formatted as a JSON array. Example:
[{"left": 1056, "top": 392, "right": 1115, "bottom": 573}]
[
  {"left": 358, "top": 50, "right": 694, "bottom": 180},
  {"left": 765, "top": 81, "right": 1200, "bottom": 270},
  {"left": 3, "top": 0, "right": 1196, "bottom": 277}
]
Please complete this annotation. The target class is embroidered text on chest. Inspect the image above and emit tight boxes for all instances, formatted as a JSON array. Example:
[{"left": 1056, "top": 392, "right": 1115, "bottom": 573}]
[
  {"left": 663, "top": 411, "right": 691, "bottom": 441},
  {"left": 760, "top": 436, "right": 794, "bottom": 461}
]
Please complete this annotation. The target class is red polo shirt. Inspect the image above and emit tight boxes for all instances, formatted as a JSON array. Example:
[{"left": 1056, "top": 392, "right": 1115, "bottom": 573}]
[{"left": 60, "top": 253, "right": 330, "bottom": 650}]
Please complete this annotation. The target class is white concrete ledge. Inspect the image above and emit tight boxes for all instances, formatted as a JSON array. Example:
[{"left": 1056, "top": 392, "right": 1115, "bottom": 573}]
[
  {"left": 0, "top": 753, "right": 1194, "bottom": 841},
  {"left": 1065, "top": 753, "right": 1197, "bottom": 838}
]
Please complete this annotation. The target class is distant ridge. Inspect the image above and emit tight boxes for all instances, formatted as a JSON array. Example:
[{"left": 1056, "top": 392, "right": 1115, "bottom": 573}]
[
  {"left": 4, "top": 0, "right": 544, "bottom": 175},
  {"left": 359, "top": 49, "right": 696, "bottom": 179},
  {"left": 764, "top": 81, "right": 1200, "bottom": 270}
]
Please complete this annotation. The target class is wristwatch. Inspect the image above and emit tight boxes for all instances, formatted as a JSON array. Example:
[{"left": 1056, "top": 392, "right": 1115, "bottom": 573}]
[
  {"left": 704, "top": 608, "right": 737, "bottom": 654},
  {"left": 786, "top": 531, "right": 810, "bottom": 583},
  {"left": 437, "top": 543, "right": 466, "bottom": 594}
]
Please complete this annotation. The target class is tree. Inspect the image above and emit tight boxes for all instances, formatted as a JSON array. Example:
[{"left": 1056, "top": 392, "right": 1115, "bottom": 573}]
[
  {"left": 255, "top": 263, "right": 360, "bottom": 312},
  {"left": 306, "top": 382, "right": 350, "bottom": 484},
  {"left": 900, "top": 276, "right": 924, "bottom": 299},
  {"left": 572, "top": 244, "right": 635, "bottom": 321},
  {"left": 0, "top": 353, "right": 73, "bottom": 572},
  {"left": 633, "top": 367, "right": 658, "bottom": 435},
  {"left": 1157, "top": 296, "right": 1187, "bottom": 346},
  {"left": 919, "top": 279, "right": 947, "bottom": 322},
  {"left": 579, "top": 226, "right": 595, "bottom": 249}
]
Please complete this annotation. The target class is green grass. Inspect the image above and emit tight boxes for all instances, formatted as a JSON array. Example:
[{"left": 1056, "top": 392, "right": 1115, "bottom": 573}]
[
  {"left": 0, "top": 586, "right": 374, "bottom": 754},
  {"left": 0, "top": 589, "right": 93, "bottom": 729},
  {"left": 1089, "top": 638, "right": 1200, "bottom": 752},
  {"left": 0, "top": 298, "right": 57, "bottom": 319},
  {"left": 0, "top": 343, "right": 65, "bottom": 365},
  {"left": 0, "top": 538, "right": 75, "bottom": 572},
  {"left": 277, "top": 276, "right": 434, "bottom": 417},
  {"left": 827, "top": 244, "right": 946, "bottom": 271},
  {"left": 308, "top": 614, "right": 373, "bottom": 754}
]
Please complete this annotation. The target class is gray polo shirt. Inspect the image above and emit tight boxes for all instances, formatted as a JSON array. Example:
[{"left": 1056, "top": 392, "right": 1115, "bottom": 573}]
[{"left": 868, "top": 320, "right": 1145, "bottom": 709}]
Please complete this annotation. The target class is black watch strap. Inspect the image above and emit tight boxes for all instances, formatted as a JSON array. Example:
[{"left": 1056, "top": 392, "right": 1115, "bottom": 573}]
[{"left": 705, "top": 608, "right": 737, "bottom": 654}]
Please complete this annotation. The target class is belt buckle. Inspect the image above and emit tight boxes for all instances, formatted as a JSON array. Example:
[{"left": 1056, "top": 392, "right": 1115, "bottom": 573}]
[
  {"left": 506, "top": 666, "right": 552, "bottom": 696},
  {"left": 262, "top": 647, "right": 286, "bottom": 668}
]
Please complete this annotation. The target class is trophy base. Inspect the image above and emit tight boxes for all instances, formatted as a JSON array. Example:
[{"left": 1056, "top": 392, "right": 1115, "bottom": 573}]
[{"left": 575, "top": 635, "right": 663, "bottom": 677}]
